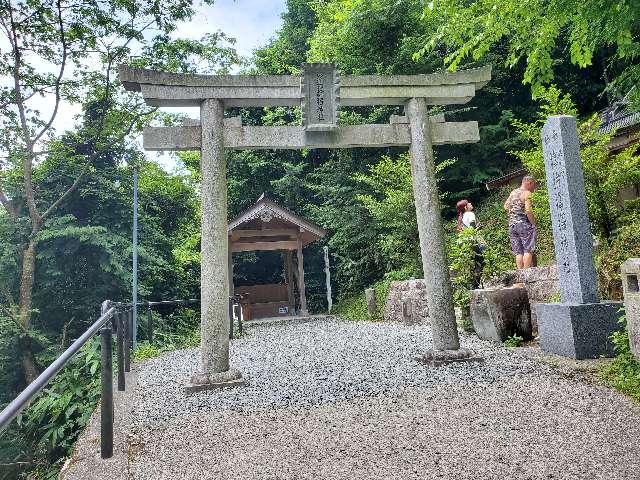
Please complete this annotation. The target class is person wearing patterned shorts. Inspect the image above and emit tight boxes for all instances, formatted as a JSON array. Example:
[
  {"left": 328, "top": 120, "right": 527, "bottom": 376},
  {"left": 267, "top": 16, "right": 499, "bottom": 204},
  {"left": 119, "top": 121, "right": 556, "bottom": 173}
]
[{"left": 504, "top": 176, "right": 537, "bottom": 269}]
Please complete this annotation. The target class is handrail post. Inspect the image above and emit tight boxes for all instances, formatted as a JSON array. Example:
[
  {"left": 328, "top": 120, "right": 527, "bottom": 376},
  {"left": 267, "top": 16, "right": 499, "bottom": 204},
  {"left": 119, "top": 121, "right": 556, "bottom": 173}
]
[
  {"left": 100, "top": 325, "right": 113, "bottom": 459},
  {"left": 124, "top": 310, "right": 131, "bottom": 373},
  {"left": 147, "top": 303, "right": 153, "bottom": 343},
  {"left": 116, "top": 311, "right": 125, "bottom": 391},
  {"left": 101, "top": 300, "right": 111, "bottom": 317}
]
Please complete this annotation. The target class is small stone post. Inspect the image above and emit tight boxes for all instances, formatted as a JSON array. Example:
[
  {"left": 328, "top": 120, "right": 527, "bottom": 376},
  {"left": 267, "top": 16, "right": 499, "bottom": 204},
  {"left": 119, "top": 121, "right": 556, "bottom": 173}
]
[
  {"left": 189, "top": 99, "right": 242, "bottom": 391},
  {"left": 537, "top": 115, "right": 622, "bottom": 359},
  {"left": 365, "top": 288, "right": 376, "bottom": 319},
  {"left": 621, "top": 258, "right": 640, "bottom": 359},
  {"left": 406, "top": 98, "right": 460, "bottom": 352}
]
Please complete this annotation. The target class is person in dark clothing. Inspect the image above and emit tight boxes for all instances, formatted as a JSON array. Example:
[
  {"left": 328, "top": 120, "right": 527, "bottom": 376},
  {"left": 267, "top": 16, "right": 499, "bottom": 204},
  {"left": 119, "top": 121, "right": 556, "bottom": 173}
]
[{"left": 456, "top": 199, "right": 485, "bottom": 289}]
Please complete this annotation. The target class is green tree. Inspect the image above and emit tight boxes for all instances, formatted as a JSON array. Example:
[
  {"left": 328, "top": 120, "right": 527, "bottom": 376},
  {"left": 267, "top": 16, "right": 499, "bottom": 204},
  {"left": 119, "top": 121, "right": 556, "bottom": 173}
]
[
  {"left": 0, "top": 0, "right": 240, "bottom": 384},
  {"left": 254, "top": 0, "right": 316, "bottom": 74},
  {"left": 354, "top": 153, "right": 455, "bottom": 274},
  {"left": 418, "top": 0, "right": 640, "bottom": 105}
]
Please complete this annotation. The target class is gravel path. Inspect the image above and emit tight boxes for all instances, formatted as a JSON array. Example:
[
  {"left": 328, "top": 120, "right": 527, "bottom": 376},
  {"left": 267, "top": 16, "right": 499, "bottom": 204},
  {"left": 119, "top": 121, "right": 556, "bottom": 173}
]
[{"left": 128, "top": 317, "right": 640, "bottom": 479}]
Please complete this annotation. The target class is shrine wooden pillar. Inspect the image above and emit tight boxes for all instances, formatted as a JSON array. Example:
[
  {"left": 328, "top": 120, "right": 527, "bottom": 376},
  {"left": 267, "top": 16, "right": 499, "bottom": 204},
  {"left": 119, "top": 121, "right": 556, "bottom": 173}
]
[
  {"left": 296, "top": 236, "right": 308, "bottom": 316},
  {"left": 284, "top": 250, "right": 295, "bottom": 307}
]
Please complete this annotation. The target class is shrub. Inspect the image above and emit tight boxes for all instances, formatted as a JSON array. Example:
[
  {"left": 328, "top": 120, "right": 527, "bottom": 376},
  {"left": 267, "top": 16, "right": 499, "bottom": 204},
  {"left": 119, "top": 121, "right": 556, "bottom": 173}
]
[
  {"left": 333, "top": 268, "right": 414, "bottom": 321},
  {"left": 133, "top": 342, "right": 161, "bottom": 361},
  {"left": 504, "top": 335, "right": 525, "bottom": 348},
  {"left": 595, "top": 212, "right": 640, "bottom": 299},
  {"left": 600, "top": 313, "right": 640, "bottom": 402},
  {"left": 13, "top": 340, "right": 102, "bottom": 478}
]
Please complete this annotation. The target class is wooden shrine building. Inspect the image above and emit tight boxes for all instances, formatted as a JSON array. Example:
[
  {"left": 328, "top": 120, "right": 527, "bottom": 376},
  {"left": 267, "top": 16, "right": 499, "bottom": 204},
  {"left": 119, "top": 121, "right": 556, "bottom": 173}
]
[{"left": 228, "top": 194, "right": 326, "bottom": 319}]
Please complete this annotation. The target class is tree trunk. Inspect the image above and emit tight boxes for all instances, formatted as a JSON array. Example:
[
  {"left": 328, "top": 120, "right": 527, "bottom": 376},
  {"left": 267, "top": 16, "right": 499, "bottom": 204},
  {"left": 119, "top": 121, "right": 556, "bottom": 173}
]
[{"left": 18, "top": 238, "right": 39, "bottom": 383}]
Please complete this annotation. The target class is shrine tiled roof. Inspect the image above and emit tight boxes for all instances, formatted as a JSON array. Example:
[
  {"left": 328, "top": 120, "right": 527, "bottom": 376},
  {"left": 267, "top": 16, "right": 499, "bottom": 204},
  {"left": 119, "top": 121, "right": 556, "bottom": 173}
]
[
  {"left": 228, "top": 193, "right": 326, "bottom": 239},
  {"left": 599, "top": 110, "right": 640, "bottom": 134}
]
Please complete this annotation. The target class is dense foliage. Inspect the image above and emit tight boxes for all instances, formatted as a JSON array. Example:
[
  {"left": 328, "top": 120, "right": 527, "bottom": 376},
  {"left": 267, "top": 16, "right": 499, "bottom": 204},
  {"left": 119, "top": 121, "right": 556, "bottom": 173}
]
[{"left": 419, "top": 0, "right": 640, "bottom": 106}]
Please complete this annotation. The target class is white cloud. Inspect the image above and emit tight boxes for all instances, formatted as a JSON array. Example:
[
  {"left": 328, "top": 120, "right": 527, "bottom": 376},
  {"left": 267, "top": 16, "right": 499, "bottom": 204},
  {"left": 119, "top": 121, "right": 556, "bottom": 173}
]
[
  {"left": 174, "top": 0, "right": 286, "bottom": 58},
  {"left": 2, "top": 1, "right": 288, "bottom": 172},
  {"left": 153, "top": 0, "right": 287, "bottom": 171}
]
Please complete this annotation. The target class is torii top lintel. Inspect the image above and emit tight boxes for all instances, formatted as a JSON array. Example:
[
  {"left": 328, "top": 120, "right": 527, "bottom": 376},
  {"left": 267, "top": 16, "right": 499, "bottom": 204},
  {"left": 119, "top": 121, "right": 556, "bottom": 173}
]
[{"left": 117, "top": 64, "right": 491, "bottom": 108}]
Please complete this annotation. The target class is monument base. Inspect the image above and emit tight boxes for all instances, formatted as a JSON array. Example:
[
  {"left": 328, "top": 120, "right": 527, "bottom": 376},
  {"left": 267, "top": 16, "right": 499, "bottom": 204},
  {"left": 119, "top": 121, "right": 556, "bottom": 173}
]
[
  {"left": 185, "top": 368, "right": 245, "bottom": 394},
  {"left": 536, "top": 302, "right": 623, "bottom": 359},
  {"left": 414, "top": 348, "right": 482, "bottom": 367}
]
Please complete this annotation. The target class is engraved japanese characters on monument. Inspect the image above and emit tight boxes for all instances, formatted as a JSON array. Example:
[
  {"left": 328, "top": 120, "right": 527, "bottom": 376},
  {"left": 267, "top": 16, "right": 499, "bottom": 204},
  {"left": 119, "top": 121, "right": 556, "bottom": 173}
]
[
  {"left": 301, "top": 63, "right": 339, "bottom": 131},
  {"left": 541, "top": 115, "right": 599, "bottom": 304}
]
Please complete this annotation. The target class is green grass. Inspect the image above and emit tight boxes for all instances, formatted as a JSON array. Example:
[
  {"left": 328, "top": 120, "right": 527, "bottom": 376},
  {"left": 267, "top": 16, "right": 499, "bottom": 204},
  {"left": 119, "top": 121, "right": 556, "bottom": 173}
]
[
  {"left": 333, "top": 269, "right": 415, "bottom": 322},
  {"left": 503, "top": 334, "right": 524, "bottom": 348},
  {"left": 599, "top": 314, "right": 640, "bottom": 402}
]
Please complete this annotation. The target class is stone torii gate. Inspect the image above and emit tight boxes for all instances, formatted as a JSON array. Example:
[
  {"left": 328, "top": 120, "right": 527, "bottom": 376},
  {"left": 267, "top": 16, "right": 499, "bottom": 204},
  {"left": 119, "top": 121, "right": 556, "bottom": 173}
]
[{"left": 118, "top": 63, "right": 491, "bottom": 389}]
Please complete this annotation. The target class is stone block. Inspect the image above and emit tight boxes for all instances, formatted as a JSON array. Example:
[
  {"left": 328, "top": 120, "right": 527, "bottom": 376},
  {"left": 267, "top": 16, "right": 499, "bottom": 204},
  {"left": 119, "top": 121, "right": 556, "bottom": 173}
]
[
  {"left": 485, "top": 265, "right": 559, "bottom": 332},
  {"left": 470, "top": 287, "right": 532, "bottom": 342},
  {"left": 536, "top": 302, "right": 623, "bottom": 359},
  {"left": 621, "top": 258, "right": 640, "bottom": 359},
  {"left": 383, "top": 279, "right": 429, "bottom": 324}
]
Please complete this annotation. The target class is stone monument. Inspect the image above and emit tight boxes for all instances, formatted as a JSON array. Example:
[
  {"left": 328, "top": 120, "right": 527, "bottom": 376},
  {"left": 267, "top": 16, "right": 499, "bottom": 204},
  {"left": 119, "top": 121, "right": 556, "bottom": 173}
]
[
  {"left": 537, "top": 115, "right": 622, "bottom": 359},
  {"left": 621, "top": 258, "right": 640, "bottom": 359},
  {"left": 118, "top": 63, "right": 492, "bottom": 382}
]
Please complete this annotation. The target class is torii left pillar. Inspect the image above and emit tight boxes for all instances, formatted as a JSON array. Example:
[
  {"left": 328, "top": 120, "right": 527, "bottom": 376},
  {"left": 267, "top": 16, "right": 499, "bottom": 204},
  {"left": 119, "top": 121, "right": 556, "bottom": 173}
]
[{"left": 187, "top": 99, "right": 243, "bottom": 391}]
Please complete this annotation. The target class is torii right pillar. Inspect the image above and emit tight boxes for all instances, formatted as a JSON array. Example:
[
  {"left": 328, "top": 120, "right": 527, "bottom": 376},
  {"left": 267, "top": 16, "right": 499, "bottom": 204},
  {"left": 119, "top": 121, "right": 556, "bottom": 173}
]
[{"left": 406, "top": 98, "right": 459, "bottom": 351}]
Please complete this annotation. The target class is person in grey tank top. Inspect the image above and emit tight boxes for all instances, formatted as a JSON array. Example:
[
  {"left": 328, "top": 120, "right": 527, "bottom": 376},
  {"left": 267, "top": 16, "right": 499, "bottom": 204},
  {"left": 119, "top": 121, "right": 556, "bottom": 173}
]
[{"left": 504, "top": 175, "right": 537, "bottom": 269}]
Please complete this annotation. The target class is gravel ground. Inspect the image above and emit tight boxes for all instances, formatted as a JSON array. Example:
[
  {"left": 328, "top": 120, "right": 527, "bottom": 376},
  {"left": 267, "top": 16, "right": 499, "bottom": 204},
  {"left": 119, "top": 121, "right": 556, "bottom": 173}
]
[{"left": 128, "top": 317, "right": 640, "bottom": 480}]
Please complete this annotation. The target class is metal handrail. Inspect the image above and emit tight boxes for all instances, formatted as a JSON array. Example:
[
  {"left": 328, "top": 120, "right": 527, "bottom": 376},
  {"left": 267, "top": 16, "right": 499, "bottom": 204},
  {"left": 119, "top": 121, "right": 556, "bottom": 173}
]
[
  {"left": 0, "top": 295, "right": 240, "bottom": 460},
  {"left": 0, "top": 306, "right": 117, "bottom": 432},
  {"left": 116, "top": 298, "right": 201, "bottom": 308}
]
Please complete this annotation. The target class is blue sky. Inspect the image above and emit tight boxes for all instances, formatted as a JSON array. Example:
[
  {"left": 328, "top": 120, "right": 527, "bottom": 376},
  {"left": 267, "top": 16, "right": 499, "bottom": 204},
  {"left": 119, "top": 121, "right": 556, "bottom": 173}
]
[
  {"left": 153, "top": 0, "right": 288, "bottom": 170},
  {"left": 176, "top": 0, "right": 287, "bottom": 60}
]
